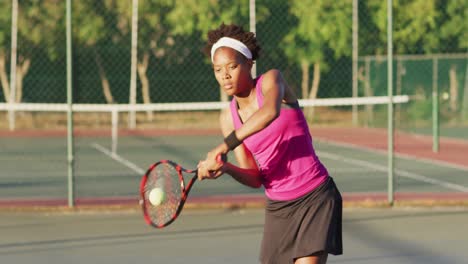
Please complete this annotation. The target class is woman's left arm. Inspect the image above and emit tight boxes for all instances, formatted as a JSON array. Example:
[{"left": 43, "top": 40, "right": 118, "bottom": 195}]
[
  {"left": 203, "top": 69, "right": 287, "bottom": 170},
  {"left": 235, "top": 69, "right": 285, "bottom": 141}
]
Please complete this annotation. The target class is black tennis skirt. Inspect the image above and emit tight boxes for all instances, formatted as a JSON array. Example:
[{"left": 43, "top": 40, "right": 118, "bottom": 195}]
[{"left": 260, "top": 177, "right": 343, "bottom": 264}]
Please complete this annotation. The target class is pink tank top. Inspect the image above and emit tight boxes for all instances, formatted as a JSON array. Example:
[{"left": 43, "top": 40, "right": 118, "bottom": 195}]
[{"left": 230, "top": 75, "right": 329, "bottom": 201}]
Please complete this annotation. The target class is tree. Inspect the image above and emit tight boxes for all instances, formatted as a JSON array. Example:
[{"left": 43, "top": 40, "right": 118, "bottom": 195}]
[
  {"left": 439, "top": 0, "right": 468, "bottom": 118},
  {"left": 73, "top": 0, "right": 119, "bottom": 104},
  {"left": 166, "top": 0, "right": 253, "bottom": 102},
  {"left": 0, "top": 1, "right": 12, "bottom": 102},
  {"left": 370, "top": 0, "right": 441, "bottom": 54},
  {"left": 438, "top": 0, "right": 467, "bottom": 52},
  {"left": 371, "top": 0, "right": 467, "bottom": 116},
  {"left": 112, "top": 0, "right": 174, "bottom": 119},
  {"left": 0, "top": 0, "right": 64, "bottom": 103},
  {"left": 282, "top": 0, "right": 352, "bottom": 118}
]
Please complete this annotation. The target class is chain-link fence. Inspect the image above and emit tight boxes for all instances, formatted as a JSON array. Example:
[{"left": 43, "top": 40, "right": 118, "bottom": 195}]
[
  {"left": 1, "top": 1, "right": 466, "bottom": 112},
  {"left": 0, "top": 1, "right": 467, "bottom": 205},
  {"left": 0, "top": 1, "right": 466, "bottom": 118}
]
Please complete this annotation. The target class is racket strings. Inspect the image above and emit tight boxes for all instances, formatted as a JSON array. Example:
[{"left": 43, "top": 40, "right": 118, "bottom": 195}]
[{"left": 144, "top": 163, "right": 183, "bottom": 226}]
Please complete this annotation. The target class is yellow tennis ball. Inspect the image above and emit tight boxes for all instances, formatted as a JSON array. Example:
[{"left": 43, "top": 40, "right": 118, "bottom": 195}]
[{"left": 148, "top": 188, "right": 165, "bottom": 206}]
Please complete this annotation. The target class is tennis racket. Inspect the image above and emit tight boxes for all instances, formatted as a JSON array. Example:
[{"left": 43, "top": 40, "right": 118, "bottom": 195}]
[{"left": 139, "top": 154, "right": 227, "bottom": 228}]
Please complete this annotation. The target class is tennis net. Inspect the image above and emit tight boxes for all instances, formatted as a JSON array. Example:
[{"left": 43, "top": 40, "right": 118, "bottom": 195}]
[
  {"left": 0, "top": 95, "right": 409, "bottom": 152},
  {"left": 0, "top": 95, "right": 409, "bottom": 153}
]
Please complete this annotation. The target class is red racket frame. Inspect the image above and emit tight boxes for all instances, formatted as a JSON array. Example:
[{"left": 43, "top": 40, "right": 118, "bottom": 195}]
[
  {"left": 140, "top": 160, "right": 197, "bottom": 228},
  {"left": 140, "top": 154, "right": 226, "bottom": 228}
]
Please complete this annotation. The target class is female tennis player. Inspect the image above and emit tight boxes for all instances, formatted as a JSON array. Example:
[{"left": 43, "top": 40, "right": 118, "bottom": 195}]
[{"left": 197, "top": 23, "right": 343, "bottom": 264}]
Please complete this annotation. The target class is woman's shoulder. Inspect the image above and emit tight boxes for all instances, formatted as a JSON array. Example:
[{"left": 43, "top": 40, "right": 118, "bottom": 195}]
[
  {"left": 261, "top": 69, "right": 282, "bottom": 80},
  {"left": 259, "top": 69, "right": 286, "bottom": 89}
]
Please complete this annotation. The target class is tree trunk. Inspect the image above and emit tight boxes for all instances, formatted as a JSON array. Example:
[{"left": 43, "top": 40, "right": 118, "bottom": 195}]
[
  {"left": 449, "top": 65, "right": 458, "bottom": 112},
  {"left": 15, "top": 57, "right": 30, "bottom": 103},
  {"left": 0, "top": 52, "right": 30, "bottom": 103},
  {"left": 304, "top": 62, "right": 321, "bottom": 120},
  {"left": 94, "top": 51, "right": 114, "bottom": 104},
  {"left": 395, "top": 60, "right": 404, "bottom": 125},
  {"left": 308, "top": 62, "right": 321, "bottom": 100},
  {"left": 362, "top": 61, "right": 374, "bottom": 126},
  {"left": 137, "top": 52, "right": 153, "bottom": 120},
  {"left": 0, "top": 51, "right": 10, "bottom": 102},
  {"left": 301, "top": 60, "right": 310, "bottom": 98}
]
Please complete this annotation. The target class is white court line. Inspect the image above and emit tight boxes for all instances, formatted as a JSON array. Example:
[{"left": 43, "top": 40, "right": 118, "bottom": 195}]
[
  {"left": 91, "top": 141, "right": 468, "bottom": 192},
  {"left": 319, "top": 151, "right": 468, "bottom": 192},
  {"left": 315, "top": 138, "right": 468, "bottom": 172},
  {"left": 91, "top": 143, "right": 145, "bottom": 175},
  {"left": 330, "top": 168, "right": 381, "bottom": 173}
]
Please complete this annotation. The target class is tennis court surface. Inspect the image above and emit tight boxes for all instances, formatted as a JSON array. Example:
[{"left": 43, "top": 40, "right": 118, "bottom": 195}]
[
  {"left": 1, "top": 119, "right": 467, "bottom": 264},
  {"left": 0, "top": 207, "right": 467, "bottom": 264},
  {"left": 0, "top": 126, "right": 467, "bottom": 206}
]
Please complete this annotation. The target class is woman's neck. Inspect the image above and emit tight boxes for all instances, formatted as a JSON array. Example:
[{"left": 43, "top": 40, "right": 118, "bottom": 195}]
[{"left": 235, "top": 78, "right": 257, "bottom": 108}]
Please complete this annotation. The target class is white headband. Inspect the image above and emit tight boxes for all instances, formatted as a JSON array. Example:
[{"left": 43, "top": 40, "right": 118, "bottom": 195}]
[{"left": 210, "top": 37, "right": 253, "bottom": 63}]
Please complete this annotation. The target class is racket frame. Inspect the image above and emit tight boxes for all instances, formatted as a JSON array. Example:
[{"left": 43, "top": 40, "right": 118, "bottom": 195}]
[
  {"left": 140, "top": 160, "right": 197, "bottom": 228},
  {"left": 139, "top": 154, "right": 226, "bottom": 228}
]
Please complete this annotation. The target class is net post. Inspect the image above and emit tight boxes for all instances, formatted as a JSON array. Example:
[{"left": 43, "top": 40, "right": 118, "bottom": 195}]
[
  {"left": 111, "top": 109, "right": 119, "bottom": 154},
  {"left": 432, "top": 57, "right": 439, "bottom": 153}
]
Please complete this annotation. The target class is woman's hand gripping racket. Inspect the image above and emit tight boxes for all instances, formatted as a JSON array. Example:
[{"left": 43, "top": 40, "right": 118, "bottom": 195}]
[{"left": 139, "top": 154, "right": 227, "bottom": 228}]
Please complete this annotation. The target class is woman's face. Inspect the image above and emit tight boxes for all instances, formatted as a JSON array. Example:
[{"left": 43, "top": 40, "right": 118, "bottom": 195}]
[{"left": 212, "top": 47, "right": 253, "bottom": 97}]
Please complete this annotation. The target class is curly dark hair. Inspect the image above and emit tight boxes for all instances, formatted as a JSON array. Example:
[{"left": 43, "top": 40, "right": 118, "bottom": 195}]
[{"left": 204, "top": 23, "right": 261, "bottom": 61}]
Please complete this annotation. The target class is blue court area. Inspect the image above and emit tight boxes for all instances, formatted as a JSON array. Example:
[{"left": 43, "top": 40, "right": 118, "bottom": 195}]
[
  {"left": 1, "top": 134, "right": 467, "bottom": 201},
  {"left": 0, "top": 207, "right": 467, "bottom": 264}
]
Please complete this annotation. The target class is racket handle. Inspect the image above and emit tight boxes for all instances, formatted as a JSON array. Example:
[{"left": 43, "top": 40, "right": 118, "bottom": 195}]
[{"left": 217, "top": 153, "right": 228, "bottom": 163}]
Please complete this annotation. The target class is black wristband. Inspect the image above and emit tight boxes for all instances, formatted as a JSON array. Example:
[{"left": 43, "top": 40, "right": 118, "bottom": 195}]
[{"left": 224, "top": 130, "right": 242, "bottom": 150}]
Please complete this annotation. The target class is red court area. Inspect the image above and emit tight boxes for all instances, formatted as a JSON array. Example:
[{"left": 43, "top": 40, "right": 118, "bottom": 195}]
[{"left": 310, "top": 127, "right": 468, "bottom": 169}]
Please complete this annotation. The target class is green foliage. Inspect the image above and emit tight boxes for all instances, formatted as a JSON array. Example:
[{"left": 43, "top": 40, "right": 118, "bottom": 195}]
[
  {"left": 167, "top": 0, "right": 251, "bottom": 37},
  {"left": 0, "top": 1, "right": 12, "bottom": 46},
  {"left": 370, "top": 0, "right": 440, "bottom": 54},
  {"left": 440, "top": 0, "right": 468, "bottom": 50},
  {"left": 408, "top": 100, "right": 432, "bottom": 121},
  {"left": 395, "top": 0, "right": 439, "bottom": 53},
  {"left": 0, "top": 1, "right": 66, "bottom": 60},
  {"left": 107, "top": 1, "right": 176, "bottom": 59},
  {"left": 73, "top": 1, "right": 107, "bottom": 46},
  {"left": 0, "top": 0, "right": 466, "bottom": 104},
  {"left": 282, "top": 0, "right": 352, "bottom": 69},
  {"left": 368, "top": 0, "right": 466, "bottom": 54}
]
